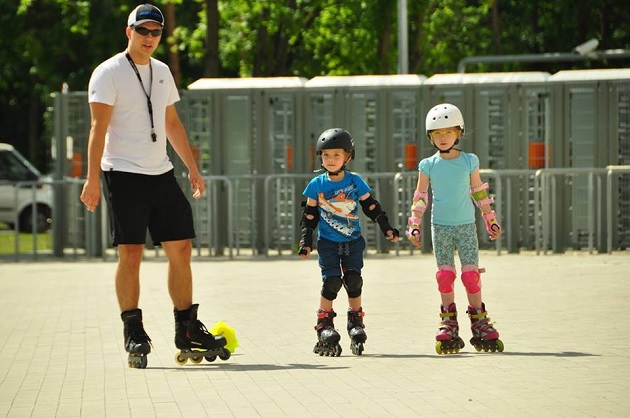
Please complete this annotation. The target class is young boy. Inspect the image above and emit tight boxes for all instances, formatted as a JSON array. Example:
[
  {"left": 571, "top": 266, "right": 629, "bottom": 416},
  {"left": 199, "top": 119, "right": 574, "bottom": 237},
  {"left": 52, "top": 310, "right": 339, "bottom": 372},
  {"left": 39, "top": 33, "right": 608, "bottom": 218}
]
[
  {"left": 298, "top": 128, "right": 400, "bottom": 356},
  {"left": 406, "top": 103, "right": 504, "bottom": 354}
]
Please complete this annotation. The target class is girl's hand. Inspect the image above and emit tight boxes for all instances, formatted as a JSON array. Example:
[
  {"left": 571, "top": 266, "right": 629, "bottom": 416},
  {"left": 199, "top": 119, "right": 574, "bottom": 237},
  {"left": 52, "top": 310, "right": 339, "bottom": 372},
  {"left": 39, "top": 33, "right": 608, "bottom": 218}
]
[{"left": 483, "top": 211, "right": 502, "bottom": 240}]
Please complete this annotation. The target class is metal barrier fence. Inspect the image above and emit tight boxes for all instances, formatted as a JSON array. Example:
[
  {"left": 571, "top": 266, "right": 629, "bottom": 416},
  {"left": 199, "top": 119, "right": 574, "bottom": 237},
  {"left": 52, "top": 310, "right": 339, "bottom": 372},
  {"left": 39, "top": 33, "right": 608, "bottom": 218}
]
[{"left": 1, "top": 167, "right": 628, "bottom": 261}]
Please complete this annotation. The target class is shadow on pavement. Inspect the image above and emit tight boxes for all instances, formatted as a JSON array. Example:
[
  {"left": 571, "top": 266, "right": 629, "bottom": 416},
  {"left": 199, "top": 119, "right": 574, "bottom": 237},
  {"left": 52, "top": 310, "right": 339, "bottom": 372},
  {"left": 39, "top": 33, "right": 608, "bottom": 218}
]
[{"left": 149, "top": 363, "right": 351, "bottom": 371}]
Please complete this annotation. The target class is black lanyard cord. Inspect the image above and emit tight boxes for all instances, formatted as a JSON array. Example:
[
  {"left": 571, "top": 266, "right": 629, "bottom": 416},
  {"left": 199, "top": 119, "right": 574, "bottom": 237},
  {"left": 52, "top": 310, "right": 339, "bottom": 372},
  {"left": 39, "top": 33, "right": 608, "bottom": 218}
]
[{"left": 125, "top": 52, "right": 157, "bottom": 142}]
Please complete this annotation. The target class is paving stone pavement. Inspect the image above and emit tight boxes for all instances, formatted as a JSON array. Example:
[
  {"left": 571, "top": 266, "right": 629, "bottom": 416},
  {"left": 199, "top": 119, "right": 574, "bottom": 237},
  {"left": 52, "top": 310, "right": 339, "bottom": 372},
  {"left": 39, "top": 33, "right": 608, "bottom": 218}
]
[{"left": 0, "top": 251, "right": 629, "bottom": 417}]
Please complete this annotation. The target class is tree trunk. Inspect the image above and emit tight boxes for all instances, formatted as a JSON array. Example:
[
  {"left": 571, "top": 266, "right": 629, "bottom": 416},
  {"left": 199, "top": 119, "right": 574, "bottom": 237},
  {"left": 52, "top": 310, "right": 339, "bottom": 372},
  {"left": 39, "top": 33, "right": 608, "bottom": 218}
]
[
  {"left": 378, "top": 5, "right": 394, "bottom": 75},
  {"left": 164, "top": 3, "right": 181, "bottom": 87},
  {"left": 491, "top": 0, "right": 502, "bottom": 54},
  {"left": 205, "top": 0, "right": 220, "bottom": 77},
  {"left": 408, "top": 4, "right": 428, "bottom": 74},
  {"left": 253, "top": 7, "right": 271, "bottom": 76}
]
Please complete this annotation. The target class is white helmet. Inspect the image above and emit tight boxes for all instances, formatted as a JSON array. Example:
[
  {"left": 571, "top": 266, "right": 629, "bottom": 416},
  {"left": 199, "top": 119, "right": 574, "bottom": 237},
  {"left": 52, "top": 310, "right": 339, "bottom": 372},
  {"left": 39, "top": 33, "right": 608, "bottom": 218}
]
[{"left": 425, "top": 103, "right": 465, "bottom": 137}]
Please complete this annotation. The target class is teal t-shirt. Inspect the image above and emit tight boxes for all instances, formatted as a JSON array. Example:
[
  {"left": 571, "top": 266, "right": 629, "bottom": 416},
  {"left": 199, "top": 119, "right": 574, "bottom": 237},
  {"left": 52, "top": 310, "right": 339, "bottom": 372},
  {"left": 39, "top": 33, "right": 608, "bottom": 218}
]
[
  {"left": 303, "top": 171, "right": 371, "bottom": 242},
  {"left": 418, "top": 151, "right": 478, "bottom": 226}
]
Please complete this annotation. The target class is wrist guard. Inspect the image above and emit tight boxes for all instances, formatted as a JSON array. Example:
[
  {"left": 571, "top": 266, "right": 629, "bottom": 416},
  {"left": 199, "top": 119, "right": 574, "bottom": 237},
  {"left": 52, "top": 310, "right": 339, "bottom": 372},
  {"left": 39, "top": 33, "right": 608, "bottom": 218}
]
[
  {"left": 410, "top": 190, "right": 429, "bottom": 214},
  {"left": 405, "top": 216, "right": 422, "bottom": 243},
  {"left": 482, "top": 210, "right": 502, "bottom": 240},
  {"left": 298, "top": 227, "right": 313, "bottom": 255},
  {"left": 360, "top": 196, "right": 400, "bottom": 239},
  {"left": 298, "top": 202, "right": 319, "bottom": 255}
]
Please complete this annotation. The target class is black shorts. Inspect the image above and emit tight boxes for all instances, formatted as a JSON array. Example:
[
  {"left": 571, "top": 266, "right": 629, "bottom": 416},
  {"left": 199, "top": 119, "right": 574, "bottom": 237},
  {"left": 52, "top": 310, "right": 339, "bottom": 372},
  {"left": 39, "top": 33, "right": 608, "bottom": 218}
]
[{"left": 102, "top": 169, "right": 196, "bottom": 246}]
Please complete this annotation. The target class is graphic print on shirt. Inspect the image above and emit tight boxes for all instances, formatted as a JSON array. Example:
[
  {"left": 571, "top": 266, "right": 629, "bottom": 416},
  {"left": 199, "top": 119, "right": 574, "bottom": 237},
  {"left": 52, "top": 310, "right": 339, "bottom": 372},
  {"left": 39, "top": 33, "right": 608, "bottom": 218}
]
[
  {"left": 318, "top": 185, "right": 360, "bottom": 238},
  {"left": 318, "top": 192, "right": 359, "bottom": 219}
]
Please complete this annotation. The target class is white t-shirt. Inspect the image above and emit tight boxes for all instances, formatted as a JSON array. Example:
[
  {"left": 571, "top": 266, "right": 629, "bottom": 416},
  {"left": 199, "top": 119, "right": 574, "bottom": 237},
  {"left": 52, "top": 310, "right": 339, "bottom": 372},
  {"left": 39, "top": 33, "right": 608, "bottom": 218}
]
[{"left": 88, "top": 52, "right": 179, "bottom": 175}]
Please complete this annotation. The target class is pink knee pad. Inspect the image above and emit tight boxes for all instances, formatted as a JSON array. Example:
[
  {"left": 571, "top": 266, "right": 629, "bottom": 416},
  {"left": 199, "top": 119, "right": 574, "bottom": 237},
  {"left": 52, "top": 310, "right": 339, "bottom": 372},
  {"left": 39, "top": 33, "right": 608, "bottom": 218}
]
[
  {"left": 461, "top": 270, "right": 482, "bottom": 294},
  {"left": 436, "top": 267, "right": 456, "bottom": 293}
]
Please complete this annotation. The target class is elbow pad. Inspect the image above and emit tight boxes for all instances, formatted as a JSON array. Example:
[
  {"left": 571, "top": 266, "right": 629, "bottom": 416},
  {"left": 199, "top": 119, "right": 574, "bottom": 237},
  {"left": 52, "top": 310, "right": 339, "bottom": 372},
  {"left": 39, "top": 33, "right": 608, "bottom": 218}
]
[
  {"left": 360, "top": 195, "right": 383, "bottom": 222},
  {"left": 300, "top": 202, "right": 319, "bottom": 230},
  {"left": 470, "top": 183, "right": 494, "bottom": 208}
]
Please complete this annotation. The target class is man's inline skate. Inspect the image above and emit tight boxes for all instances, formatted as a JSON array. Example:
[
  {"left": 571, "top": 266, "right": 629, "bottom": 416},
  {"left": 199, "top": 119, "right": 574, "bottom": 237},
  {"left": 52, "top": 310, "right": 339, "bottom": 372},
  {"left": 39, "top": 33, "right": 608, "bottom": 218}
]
[
  {"left": 313, "top": 309, "right": 342, "bottom": 356},
  {"left": 347, "top": 308, "right": 367, "bottom": 355},
  {"left": 435, "top": 303, "right": 465, "bottom": 355},
  {"left": 121, "top": 309, "right": 152, "bottom": 369},
  {"left": 174, "top": 304, "right": 230, "bottom": 365},
  {"left": 467, "top": 303, "right": 504, "bottom": 353}
]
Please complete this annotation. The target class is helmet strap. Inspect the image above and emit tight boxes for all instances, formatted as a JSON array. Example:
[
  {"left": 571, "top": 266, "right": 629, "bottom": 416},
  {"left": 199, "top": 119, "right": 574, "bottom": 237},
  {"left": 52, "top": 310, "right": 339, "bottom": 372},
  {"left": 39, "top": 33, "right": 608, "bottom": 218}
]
[
  {"left": 324, "top": 164, "right": 345, "bottom": 176},
  {"left": 319, "top": 154, "right": 351, "bottom": 176}
]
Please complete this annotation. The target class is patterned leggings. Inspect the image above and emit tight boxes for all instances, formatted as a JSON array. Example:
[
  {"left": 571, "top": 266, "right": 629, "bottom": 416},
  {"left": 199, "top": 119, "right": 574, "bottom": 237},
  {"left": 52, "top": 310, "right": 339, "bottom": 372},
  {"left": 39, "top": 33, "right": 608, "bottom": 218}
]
[{"left": 431, "top": 223, "right": 479, "bottom": 270}]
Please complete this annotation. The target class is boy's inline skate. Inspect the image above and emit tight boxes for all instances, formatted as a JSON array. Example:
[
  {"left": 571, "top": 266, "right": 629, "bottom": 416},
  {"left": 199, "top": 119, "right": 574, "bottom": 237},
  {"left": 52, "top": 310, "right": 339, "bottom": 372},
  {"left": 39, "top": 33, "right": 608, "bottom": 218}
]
[
  {"left": 174, "top": 304, "right": 230, "bottom": 365},
  {"left": 121, "top": 309, "right": 152, "bottom": 369},
  {"left": 313, "top": 309, "right": 342, "bottom": 357},
  {"left": 435, "top": 303, "right": 465, "bottom": 355},
  {"left": 467, "top": 303, "right": 504, "bottom": 353},
  {"left": 347, "top": 308, "right": 367, "bottom": 355}
]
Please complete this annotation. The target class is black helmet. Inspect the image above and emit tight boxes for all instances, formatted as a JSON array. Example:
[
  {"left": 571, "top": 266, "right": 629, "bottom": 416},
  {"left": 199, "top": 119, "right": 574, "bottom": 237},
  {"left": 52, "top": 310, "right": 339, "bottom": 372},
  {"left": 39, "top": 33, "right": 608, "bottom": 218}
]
[{"left": 315, "top": 128, "right": 355, "bottom": 160}]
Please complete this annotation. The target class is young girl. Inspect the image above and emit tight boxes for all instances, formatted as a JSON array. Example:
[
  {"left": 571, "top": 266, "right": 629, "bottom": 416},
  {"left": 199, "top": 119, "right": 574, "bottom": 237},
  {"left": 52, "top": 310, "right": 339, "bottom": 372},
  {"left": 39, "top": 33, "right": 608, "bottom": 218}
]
[
  {"left": 298, "top": 128, "right": 400, "bottom": 356},
  {"left": 406, "top": 104, "right": 504, "bottom": 354}
]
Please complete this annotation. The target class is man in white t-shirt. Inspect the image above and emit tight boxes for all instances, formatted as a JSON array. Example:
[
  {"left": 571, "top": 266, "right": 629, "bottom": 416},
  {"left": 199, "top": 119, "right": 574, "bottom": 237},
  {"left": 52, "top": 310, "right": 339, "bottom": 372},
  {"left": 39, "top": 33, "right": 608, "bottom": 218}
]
[{"left": 80, "top": 3, "right": 227, "bottom": 369}]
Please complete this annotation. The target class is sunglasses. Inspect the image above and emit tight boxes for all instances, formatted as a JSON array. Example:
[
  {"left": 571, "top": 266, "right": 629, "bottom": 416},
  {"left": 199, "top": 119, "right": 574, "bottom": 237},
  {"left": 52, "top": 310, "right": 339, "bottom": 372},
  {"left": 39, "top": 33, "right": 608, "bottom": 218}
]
[
  {"left": 132, "top": 26, "right": 163, "bottom": 37},
  {"left": 430, "top": 128, "right": 459, "bottom": 137}
]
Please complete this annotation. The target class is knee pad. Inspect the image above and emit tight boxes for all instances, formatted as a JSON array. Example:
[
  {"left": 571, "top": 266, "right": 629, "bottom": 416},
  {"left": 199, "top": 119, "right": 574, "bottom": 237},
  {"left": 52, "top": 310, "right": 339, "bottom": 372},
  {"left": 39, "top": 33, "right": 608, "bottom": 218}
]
[
  {"left": 321, "top": 276, "right": 343, "bottom": 301},
  {"left": 436, "top": 266, "right": 456, "bottom": 293},
  {"left": 461, "top": 270, "right": 482, "bottom": 294},
  {"left": 343, "top": 271, "right": 363, "bottom": 298}
]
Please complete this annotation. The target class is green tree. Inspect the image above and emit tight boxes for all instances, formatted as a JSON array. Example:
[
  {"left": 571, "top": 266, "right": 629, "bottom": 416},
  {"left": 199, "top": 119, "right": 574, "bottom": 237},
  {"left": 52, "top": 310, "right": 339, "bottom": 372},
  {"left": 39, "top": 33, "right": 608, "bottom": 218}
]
[{"left": 1, "top": 0, "right": 629, "bottom": 170}]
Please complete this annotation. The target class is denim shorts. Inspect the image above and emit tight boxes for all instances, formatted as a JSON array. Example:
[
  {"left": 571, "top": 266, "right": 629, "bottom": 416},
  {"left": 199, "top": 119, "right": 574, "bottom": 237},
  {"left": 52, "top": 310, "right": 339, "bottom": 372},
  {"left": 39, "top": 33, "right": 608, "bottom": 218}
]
[{"left": 316, "top": 236, "right": 366, "bottom": 279}]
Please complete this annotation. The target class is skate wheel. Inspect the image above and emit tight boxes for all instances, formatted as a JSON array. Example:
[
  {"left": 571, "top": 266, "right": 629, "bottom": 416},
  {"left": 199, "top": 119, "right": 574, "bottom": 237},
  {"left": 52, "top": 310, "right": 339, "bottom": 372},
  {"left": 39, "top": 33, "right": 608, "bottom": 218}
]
[
  {"left": 496, "top": 339, "right": 504, "bottom": 352},
  {"left": 334, "top": 344, "right": 342, "bottom": 357},
  {"left": 205, "top": 354, "right": 217, "bottom": 362},
  {"left": 435, "top": 341, "right": 444, "bottom": 355},
  {"left": 128, "top": 355, "right": 148, "bottom": 369},
  {"left": 351, "top": 343, "right": 364, "bottom": 356},
  {"left": 219, "top": 349, "right": 231, "bottom": 361},
  {"left": 190, "top": 356, "right": 204, "bottom": 364},
  {"left": 175, "top": 353, "right": 188, "bottom": 366}
]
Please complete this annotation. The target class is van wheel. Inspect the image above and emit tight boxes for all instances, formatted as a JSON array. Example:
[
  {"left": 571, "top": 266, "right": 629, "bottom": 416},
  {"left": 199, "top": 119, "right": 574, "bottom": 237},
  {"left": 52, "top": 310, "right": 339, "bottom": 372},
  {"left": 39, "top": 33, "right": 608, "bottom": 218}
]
[{"left": 19, "top": 205, "right": 52, "bottom": 233}]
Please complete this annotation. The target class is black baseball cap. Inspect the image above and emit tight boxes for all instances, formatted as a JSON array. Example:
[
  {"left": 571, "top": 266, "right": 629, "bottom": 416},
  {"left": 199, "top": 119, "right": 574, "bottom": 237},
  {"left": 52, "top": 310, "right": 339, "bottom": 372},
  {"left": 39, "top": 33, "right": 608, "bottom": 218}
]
[{"left": 128, "top": 4, "right": 164, "bottom": 27}]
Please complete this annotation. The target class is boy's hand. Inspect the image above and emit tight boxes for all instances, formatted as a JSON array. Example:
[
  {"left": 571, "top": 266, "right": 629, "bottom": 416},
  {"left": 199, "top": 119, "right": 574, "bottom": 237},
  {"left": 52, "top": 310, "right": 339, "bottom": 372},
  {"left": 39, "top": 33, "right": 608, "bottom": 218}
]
[
  {"left": 386, "top": 229, "right": 400, "bottom": 243},
  {"left": 298, "top": 246, "right": 311, "bottom": 260}
]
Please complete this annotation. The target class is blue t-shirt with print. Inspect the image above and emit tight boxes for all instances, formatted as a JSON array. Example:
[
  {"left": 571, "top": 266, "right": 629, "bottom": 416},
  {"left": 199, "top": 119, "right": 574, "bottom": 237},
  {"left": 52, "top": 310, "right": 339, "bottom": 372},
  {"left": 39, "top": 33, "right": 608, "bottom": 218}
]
[
  {"left": 303, "top": 171, "right": 371, "bottom": 242},
  {"left": 418, "top": 151, "right": 478, "bottom": 226}
]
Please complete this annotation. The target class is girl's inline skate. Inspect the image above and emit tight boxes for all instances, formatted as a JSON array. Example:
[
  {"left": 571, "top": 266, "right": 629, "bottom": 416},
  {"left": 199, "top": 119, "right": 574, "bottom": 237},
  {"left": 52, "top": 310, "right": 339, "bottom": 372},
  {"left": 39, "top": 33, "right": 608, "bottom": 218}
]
[
  {"left": 313, "top": 309, "right": 342, "bottom": 356},
  {"left": 347, "top": 308, "right": 367, "bottom": 355},
  {"left": 467, "top": 303, "right": 504, "bottom": 353},
  {"left": 435, "top": 303, "right": 465, "bottom": 354}
]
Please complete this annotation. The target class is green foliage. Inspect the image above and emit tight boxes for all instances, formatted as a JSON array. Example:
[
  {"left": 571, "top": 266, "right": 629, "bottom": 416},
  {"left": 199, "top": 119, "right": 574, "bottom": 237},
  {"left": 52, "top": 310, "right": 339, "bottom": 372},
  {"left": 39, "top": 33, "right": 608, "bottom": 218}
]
[{"left": 419, "top": 0, "right": 492, "bottom": 74}]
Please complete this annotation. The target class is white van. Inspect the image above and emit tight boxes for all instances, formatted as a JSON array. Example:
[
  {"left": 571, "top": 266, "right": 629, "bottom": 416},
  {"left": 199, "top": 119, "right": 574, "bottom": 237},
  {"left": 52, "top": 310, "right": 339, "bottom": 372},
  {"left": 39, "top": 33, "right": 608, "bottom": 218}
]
[{"left": 0, "top": 143, "right": 53, "bottom": 232}]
